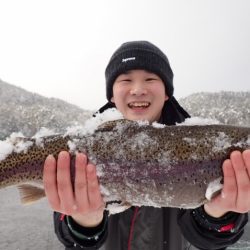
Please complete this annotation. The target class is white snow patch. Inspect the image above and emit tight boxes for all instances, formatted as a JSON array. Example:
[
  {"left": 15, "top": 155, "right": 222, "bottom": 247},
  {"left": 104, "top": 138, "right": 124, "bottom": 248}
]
[
  {"left": 65, "top": 125, "right": 86, "bottom": 137},
  {"left": 0, "top": 132, "right": 34, "bottom": 160},
  {"left": 10, "top": 133, "right": 33, "bottom": 154},
  {"left": 67, "top": 140, "right": 78, "bottom": 153},
  {"left": 213, "top": 132, "right": 232, "bottom": 152},
  {"left": 180, "top": 117, "right": 220, "bottom": 126},
  {"left": 65, "top": 108, "right": 123, "bottom": 136},
  {"left": 105, "top": 202, "right": 131, "bottom": 214},
  {"left": 32, "top": 127, "right": 55, "bottom": 138},
  {"left": 152, "top": 122, "right": 166, "bottom": 128},
  {"left": 100, "top": 185, "right": 110, "bottom": 196},
  {"left": 14, "top": 140, "right": 33, "bottom": 153},
  {"left": 96, "top": 164, "right": 105, "bottom": 177},
  {"left": 205, "top": 177, "right": 223, "bottom": 200},
  {"left": 0, "top": 140, "right": 14, "bottom": 161},
  {"left": 247, "top": 135, "right": 250, "bottom": 145},
  {"left": 136, "top": 120, "right": 150, "bottom": 126},
  {"left": 32, "top": 127, "right": 56, "bottom": 147},
  {"left": 9, "top": 132, "right": 25, "bottom": 141}
]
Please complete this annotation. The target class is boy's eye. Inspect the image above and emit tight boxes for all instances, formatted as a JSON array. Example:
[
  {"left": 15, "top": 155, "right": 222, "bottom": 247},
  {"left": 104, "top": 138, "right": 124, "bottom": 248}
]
[
  {"left": 120, "top": 79, "right": 131, "bottom": 82},
  {"left": 146, "top": 78, "right": 157, "bottom": 81}
]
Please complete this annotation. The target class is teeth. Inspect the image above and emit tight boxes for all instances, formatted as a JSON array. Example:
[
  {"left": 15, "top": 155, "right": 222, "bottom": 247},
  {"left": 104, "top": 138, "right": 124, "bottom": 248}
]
[{"left": 129, "top": 102, "right": 150, "bottom": 108}]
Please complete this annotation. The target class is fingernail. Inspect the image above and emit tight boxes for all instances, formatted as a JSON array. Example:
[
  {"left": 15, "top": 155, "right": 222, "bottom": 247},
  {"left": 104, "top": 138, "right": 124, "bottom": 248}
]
[
  {"left": 77, "top": 153, "right": 87, "bottom": 164},
  {"left": 58, "top": 151, "right": 64, "bottom": 157},
  {"left": 46, "top": 154, "right": 54, "bottom": 161}
]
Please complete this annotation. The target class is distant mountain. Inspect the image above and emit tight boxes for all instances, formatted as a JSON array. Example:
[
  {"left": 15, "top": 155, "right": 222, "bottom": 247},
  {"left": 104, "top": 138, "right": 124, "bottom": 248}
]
[
  {"left": 0, "top": 79, "right": 92, "bottom": 139},
  {"left": 179, "top": 91, "right": 250, "bottom": 126},
  {"left": 1, "top": 79, "right": 249, "bottom": 140}
]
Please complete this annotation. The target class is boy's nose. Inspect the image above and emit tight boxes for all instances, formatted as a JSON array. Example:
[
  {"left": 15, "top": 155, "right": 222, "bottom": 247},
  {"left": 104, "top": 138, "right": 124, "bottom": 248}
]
[{"left": 130, "top": 83, "right": 147, "bottom": 96}]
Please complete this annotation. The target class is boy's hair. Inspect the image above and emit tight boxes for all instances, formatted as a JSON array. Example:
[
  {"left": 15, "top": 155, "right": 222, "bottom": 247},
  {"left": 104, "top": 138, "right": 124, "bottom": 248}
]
[{"left": 105, "top": 41, "right": 174, "bottom": 101}]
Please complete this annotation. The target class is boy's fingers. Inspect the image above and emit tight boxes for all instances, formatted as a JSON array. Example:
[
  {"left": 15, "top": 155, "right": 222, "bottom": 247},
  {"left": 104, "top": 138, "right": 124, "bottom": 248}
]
[
  {"left": 230, "top": 151, "right": 250, "bottom": 210},
  {"left": 43, "top": 155, "right": 60, "bottom": 210},
  {"left": 86, "top": 164, "right": 104, "bottom": 210},
  {"left": 221, "top": 159, "right": 237, "bottom": 208},
  {"left": 74, "top": 153, "right": 89, "bottom": 211},
  {"left": 57, "top": 151, "right": 75, "bottom": 214},
  {"left": 242, "top": 149, "right": 250, "bottom": 178}
]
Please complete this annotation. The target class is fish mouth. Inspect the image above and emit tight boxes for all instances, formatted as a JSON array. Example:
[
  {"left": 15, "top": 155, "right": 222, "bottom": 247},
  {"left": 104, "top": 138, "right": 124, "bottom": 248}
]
[{"left": 128, "top": 101, "right": 151, "bottom": 109}]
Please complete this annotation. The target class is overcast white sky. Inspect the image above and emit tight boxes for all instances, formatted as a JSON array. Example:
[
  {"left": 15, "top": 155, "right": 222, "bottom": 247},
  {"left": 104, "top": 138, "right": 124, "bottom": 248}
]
[{"left": 0, "top": 0, "right": 249, "bottom": 110}]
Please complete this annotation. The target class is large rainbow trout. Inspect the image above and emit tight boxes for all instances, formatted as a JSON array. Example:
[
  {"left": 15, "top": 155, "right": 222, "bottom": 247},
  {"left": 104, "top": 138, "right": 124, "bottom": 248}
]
[{"left": 0, "top": 119, "right": 249, "bottom": 213}]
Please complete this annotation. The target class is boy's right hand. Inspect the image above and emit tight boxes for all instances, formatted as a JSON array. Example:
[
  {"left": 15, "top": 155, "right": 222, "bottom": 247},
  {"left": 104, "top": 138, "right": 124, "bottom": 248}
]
[{"left": 43, "top": 151, "right": 105, "bottom": 228}]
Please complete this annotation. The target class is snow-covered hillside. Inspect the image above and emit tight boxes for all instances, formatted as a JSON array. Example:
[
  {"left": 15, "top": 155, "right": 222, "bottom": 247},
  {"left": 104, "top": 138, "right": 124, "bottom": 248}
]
[
  {"left": 0, "top": 79, "right": 92, "bottom": 139},
  {"left": 1, "top": 80, "right": 249, "bottom": 141},
  {"left": 179, "top": 91, "right": 250, "bottom": 126}
]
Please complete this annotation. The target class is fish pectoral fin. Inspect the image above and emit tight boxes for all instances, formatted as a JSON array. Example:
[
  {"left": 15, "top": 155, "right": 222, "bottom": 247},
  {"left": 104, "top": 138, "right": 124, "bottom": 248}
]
[{"left": 17, "top": 184, "right": 46, "bottom": 205}]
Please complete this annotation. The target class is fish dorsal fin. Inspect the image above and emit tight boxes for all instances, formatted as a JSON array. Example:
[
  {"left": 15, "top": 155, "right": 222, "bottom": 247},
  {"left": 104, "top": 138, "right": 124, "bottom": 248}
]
[
  {"left": 96, "top": 119, "right": 130, "bottom": 132},
  {"left": 18, "top": 184, "right": 46, "bottom": 205}
]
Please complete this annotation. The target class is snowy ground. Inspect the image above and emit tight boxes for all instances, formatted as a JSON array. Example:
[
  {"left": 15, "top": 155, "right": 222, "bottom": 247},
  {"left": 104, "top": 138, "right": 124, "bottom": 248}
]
[
  {"left": 0, "top": 187, "right": 62, "bottom": 250},
  {"left": 0, "top": 187, "right": 249, "bottom": 250}
]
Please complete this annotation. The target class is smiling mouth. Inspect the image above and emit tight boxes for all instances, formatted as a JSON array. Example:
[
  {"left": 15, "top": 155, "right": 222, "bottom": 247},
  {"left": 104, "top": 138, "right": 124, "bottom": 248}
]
[{"left": 128, "top": 102, "right": 151, "bottom": 109}]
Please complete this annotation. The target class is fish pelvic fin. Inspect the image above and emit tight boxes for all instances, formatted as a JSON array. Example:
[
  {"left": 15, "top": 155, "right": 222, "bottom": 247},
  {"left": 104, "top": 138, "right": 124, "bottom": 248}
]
[{"left": 17, "top": 184, "right": 46, "bottom": 205}]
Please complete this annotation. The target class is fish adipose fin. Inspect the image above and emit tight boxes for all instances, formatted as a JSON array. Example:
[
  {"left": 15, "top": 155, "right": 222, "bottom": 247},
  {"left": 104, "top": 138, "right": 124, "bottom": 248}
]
[{"left": 17, "top": 184, "right": 46, "bottom": 204}]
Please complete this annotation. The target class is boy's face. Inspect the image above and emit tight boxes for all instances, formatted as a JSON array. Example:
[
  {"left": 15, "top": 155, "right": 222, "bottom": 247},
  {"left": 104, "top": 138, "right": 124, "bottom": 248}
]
[{"left": 111, "top": 70, "right": 168, "bottom": 123}]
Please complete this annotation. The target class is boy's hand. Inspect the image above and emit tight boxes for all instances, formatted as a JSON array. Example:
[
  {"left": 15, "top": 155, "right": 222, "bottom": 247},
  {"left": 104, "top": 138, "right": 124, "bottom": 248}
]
[
  {"left": 204, "top": 150, "right": 250, "bottom": 218},
  {"left": 43, "top": 151, "right": 105, "bottom": 227}
]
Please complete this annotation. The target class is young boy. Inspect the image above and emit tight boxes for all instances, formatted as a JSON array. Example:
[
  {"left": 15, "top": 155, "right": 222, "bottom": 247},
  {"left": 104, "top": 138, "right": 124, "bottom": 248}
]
[{"left": 43, "top": 41, "right": 249, "bottom": 249}]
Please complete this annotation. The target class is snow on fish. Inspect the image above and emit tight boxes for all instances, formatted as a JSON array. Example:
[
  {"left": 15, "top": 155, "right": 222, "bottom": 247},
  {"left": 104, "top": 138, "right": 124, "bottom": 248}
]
[{"left": 0, "top": 111, "right": 249, "bottom": 213}]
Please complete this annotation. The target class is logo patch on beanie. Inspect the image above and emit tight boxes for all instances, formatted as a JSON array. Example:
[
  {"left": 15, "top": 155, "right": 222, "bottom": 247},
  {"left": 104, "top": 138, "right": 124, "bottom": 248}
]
[{"left": 122, "top": 57, "right": 136, "bottom": 63}]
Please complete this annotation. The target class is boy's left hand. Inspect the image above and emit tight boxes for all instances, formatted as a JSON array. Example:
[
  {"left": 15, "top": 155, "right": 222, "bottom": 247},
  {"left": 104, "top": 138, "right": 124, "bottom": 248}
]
[{"left": 204, "top": 149, "right": 250, "bottom": 218}]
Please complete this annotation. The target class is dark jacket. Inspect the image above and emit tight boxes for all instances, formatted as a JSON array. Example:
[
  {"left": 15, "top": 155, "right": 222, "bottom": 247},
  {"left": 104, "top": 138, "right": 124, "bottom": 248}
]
[
  {"left": 53, "top": 98, "right": 248, "bottom": 250},
  {"left": 54, "top": 207, "right": 248, "bottom": 250}
]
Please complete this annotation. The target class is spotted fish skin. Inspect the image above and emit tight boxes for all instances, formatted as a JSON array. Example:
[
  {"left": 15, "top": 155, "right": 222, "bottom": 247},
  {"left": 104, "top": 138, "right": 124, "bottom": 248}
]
[{"left": 0, "top": 120, "right": 249, "bottom": 209}]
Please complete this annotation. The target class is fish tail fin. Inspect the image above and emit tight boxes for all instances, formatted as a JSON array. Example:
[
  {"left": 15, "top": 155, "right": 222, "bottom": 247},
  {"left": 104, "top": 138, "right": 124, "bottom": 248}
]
[{"left": 17, "top": 184, "right": 46, "bottom": 205}]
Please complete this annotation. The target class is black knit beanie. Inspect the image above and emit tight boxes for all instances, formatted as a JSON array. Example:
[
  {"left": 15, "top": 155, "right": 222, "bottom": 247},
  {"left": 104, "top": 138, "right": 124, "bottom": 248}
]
[
  {"left": 97, "top": 41, "right": 190, "bottom": 125},
  {"left": 105, "top": 41, "right": 174, "bottom": 101}
]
